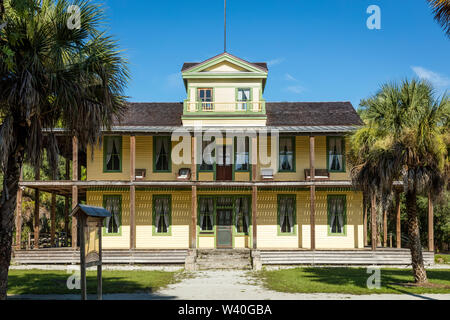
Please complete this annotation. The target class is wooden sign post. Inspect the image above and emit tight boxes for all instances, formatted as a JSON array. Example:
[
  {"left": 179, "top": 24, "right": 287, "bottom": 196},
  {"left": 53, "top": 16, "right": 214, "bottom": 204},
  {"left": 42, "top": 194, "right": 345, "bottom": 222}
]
[{"left": 71, "top": 204, "right": 111, "bottom": 300}]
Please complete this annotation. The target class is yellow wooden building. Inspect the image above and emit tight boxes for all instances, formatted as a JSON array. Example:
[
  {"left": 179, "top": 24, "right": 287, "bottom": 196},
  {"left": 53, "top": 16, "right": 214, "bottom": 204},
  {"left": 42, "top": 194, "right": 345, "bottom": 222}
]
[{"left": 77, "top": 52, "right": 364, "bottom": 251}]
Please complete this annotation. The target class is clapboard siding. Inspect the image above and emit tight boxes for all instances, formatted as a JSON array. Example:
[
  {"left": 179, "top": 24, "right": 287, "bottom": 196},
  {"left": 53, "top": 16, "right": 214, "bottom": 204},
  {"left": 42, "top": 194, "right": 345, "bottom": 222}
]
[{"left": 259, "top": 249, "right": 435, "bottom": 265}]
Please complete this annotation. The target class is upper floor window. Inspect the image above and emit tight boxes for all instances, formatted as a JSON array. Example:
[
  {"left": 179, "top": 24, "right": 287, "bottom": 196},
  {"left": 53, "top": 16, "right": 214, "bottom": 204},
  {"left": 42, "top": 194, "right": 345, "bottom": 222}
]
[
  {"left": 279, "top": 137, "right": 295, "bottom": 172},
  {"left": 104, "top": 136, "right": 122, "bottom": 172},
  {"left": 103, "top": 195, "right": 121, "bottom": 235},
  {"left": 153, "top": 136, "right": 171, "bottom": 172},
  {"left": 234, "top": 137, "right": 249, "bottom": 171},
  {"left": 328, "top": 195, "right": 346, "bottom": 235},
  {"left": 278, "top": 195, "right": 296, "bottom": 235},
  {"left": 237, "top": 88, "right": 251, "bottom": 111},
  {"left": 327, "top": 137, "right": 345, "bottom": 172},
  {"left": 199, "top": 137, "right": 215, "bottom": 171},
  {"left": 198, "top": 88, "right": 213, "bottom": 111}
]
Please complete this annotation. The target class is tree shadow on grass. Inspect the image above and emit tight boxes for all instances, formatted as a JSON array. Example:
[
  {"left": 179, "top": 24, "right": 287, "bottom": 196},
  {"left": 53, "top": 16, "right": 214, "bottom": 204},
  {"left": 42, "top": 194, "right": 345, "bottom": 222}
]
[
  {"left": 300, "top": 267, "right": 450, "bottom": 293},
  {"left": 7, "top": 272, "right": 177, "bottom": 299}
]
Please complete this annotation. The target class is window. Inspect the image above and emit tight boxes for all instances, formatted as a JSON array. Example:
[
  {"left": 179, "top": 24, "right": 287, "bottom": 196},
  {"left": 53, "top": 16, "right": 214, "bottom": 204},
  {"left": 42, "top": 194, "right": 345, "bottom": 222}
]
[
  {"left": 153, "top": 136, "right": 171, "bottom": 172},
  {"left": 279, "top": 137, "right": 295, "bottom": 172},
  {"left": 153, "top": 195, "right": 171, "bottom": 235},
  {"left": 103, "top": 136, "right": 122, "bottom": 172},
  {"left": 199, "top": 197, "right": 214, "bottom": 232},
  {"left": 278, "top": 195, "right": 296, "bottom": 234},
  {"left": 198, "top": 88, "right": 213, "bottom": 111},
  {"left": 328, "top": 195, "right": 346, "bottom": 235},
  {"left": 327, "top": 137, "right": 345, "bottom": 172},
  {"left": 235, "top": 197, "right": 250, "bottom": 234},
  {"left": 103, "top": 195, "right": 121, "bottom": 235},
  {"left": 199, "top": 137, "right": 215, "bottom": 171},
  {"left": 234, "top": 137, "right": 249, "bottom": 171},
  {"left": 237, "top": 88, "right": 251, "bottom": 111}
]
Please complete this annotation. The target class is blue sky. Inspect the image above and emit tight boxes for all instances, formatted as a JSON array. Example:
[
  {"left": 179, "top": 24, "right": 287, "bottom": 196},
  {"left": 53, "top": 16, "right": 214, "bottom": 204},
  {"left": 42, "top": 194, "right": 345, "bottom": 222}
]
[{"left": 100, "top": 0, "right": 450, "bottom": 108}]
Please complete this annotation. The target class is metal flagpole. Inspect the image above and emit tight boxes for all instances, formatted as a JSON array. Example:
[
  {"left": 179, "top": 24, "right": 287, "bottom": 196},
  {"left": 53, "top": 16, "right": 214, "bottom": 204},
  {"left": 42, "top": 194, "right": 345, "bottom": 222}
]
[{"left": 224, "top": 0, "right": 227, "bottom": 52}]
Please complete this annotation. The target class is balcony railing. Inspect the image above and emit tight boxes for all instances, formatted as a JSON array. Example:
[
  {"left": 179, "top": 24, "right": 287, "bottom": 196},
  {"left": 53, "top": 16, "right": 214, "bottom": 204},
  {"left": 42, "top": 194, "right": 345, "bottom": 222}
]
[{"left": 183, "top": 101, "right": 265, "bottom": 113}]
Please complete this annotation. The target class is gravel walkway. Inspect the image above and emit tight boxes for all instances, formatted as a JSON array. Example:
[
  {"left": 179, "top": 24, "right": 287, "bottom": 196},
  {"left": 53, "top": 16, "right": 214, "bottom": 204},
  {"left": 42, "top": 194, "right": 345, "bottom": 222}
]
[{"left": 8, "top": 269, "right": 450, "bottom": 300}]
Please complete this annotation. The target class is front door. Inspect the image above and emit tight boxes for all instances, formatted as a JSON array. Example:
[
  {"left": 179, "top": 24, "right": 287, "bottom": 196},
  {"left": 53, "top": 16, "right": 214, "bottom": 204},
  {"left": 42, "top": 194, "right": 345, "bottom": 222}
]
[
  {"left": 216, "top": 209, "right": 233, "bottom": 248},
  {"left": 216, "top": 145, "right": 232, "bottom": 181}
]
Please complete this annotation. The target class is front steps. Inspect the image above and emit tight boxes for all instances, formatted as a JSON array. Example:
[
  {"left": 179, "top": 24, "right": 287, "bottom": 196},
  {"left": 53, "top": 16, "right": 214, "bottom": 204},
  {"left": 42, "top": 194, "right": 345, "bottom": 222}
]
[{"left": 192, "top": 249, "right": 252, "bottom": 270}]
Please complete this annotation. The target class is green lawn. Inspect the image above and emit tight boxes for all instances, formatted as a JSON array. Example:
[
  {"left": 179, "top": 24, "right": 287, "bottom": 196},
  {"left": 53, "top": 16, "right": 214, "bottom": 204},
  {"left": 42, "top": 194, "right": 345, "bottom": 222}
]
[
  {"left": 435, "top": 254, "right": 450, "bottom": 264},
  {"left": 254, "top": 267, "right": 450, "bottom": 295},
  {"left": 8, "top": 269, "right": 182, "bottom": 295}
]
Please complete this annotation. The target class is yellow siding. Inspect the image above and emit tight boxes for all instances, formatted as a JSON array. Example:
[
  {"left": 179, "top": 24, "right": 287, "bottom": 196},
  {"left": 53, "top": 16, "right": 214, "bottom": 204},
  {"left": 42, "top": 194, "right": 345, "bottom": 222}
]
[
  {"left": 234, "top": 172, "right": 250, "bottom": 181},
  {"left": 198, "top": 237, "right": 215, "bottom": 249},
  {"left": 198, "top": 172, "right": 214, "bottom": 181},
  {"left": 257, "top": 190, "right": 363, "bottom": 249},
  {"left": 135, "top": 190, "right": 190, "bottom": 249}
]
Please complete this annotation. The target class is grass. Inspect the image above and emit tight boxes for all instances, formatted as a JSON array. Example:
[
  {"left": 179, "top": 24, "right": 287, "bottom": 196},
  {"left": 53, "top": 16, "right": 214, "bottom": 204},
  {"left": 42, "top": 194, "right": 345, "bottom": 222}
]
[
  {"left": 435, "top": 254, "right": 450, "bottom": 264},
  {"left": 254, "top": 267, "right": 450, "bottom": 295},
  {"left": 7, "top": 269, "right": 182, "bottom": 295}
]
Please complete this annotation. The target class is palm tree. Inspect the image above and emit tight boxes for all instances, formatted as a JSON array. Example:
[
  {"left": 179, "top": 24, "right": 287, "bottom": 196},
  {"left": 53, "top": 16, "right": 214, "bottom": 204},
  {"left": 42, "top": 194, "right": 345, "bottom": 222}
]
[
  {"left": 349, "top": 80, "right": 449, "bottom": 284},
  {"left": 427, "top": 0, "right": 450, "bottom": 36},
  {"left": 0, "top": 0, "right": 128, "bottom": 299}
]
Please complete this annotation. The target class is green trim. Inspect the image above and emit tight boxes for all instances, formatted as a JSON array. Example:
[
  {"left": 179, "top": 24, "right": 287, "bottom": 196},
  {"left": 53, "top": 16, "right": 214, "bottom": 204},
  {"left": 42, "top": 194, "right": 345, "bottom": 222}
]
[
  {"left": 103, "top": 136, "right": 122, "bottom": 173},
  {"left": 327, "top": 195, "right": 347, "bottom": 236},
  {"left": 102, "top": 195, "right": 122, "bottom": 236},
  {"left": 277, "top": 194, "right": 297, "bottom": 236},
  {"left": 326, "top": 136, "right": 346, "bottom": 173},
  {"left": 152, "top": 194, "right": 172, "bottom": 236},
  {"left": 152, "top": 136, "right": 172, "bottom": 173},
  {"left": 278, "top": 136, "right": 296, "bottom": 172},
  {"left": 235, "top": 87, "right": 253, "bottom": 112}
]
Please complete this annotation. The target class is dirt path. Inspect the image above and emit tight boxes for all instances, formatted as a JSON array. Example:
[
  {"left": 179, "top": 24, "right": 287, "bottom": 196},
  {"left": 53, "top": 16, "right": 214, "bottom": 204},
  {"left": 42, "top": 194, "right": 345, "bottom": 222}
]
[{"left": 8, "top": 270, "right": 450, "bottom": 300}]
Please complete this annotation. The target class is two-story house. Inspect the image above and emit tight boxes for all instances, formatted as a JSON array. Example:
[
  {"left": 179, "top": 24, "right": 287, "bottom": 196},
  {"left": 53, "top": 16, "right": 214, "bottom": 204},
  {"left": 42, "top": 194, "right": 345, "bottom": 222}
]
[{"left": 80, "top": 52, "right": 365, "bottom": 251}]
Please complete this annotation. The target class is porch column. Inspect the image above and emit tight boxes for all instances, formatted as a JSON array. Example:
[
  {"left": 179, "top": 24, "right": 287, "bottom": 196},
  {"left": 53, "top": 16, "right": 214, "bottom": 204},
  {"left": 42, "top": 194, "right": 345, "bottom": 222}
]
[
  {"left": 428, "top": 193, "right": 434, "bottom": 252},
  {"left": 383, "top": 209, "right": 387, "bottom": 247},
  {"left": 130, "top": 135, "right": 136, "bottom": 250},
  {"left": 191, "top": 186, "right": 197, "bottom": 248},
  {"left": 15, "top": 186, "right": 23, "bottom": 250},
  {"left": 363, "top": 194, "right": 368, "bottom": 247},
  {"left": 371, "top": 195, "right": 377, "bottom": 251},
  {"left": 190, "top": 135, "right": 197, "bottom": 249},
  {"left": 309, "top": 136, "right": 316, "bottom": 250},
  {"left": 50, "top": 192, "right": 56, "bottom": 246},
  {"left": 71, "top": 136, "right": 78, "bottom": 248},
  {"left": 64, "top": 158, "right": 70, "bottom": 239},
  {"left": 251, "top": 135, "right": 258, "bottom": 249},
  {"left": 33, "top": 166, "right": 40, "bottom": 249},
  {"left": 396, "top": 192, "right": 401, "bottom": 248},
  {"left": 252, "top": 185, "right": 258, "bottom": 249}
]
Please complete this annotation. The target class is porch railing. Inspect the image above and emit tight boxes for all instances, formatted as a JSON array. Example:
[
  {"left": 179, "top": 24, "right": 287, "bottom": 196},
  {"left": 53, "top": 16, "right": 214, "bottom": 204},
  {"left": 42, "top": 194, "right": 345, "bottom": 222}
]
[{"left": 183, "top": 100, "right": 265, "bottom": 113}]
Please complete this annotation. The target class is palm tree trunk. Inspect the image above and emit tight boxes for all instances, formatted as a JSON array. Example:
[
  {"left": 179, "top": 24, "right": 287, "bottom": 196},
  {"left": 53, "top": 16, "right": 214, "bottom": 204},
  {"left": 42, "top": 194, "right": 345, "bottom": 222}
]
[
  {"left": 0, "top": 123, "right": 27, "bottom": 300},
  {"left": 405, "top": 190, "right": 428, "bottom": 283},
  {"left": 0, "top": 147, "right": 24, "bottom": 299}
]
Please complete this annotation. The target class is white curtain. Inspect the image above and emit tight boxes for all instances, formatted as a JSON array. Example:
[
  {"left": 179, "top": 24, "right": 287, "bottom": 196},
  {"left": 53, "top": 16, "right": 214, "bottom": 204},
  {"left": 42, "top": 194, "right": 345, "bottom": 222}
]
[
  {"left": 243, "top": 198, "right": 249, "bottom": 232},
  {"left": 199, "top": 199, "right": 206, "bottom": 230},
  {"left": 329, "top": 198, "right": 336, "bottom": 233},
  {"left": 287, "top": 198, "right": 294, "bottom": 233},
  {"left": 207, "top": 198, "right": 214, "bottom": 229},
  {"left": 337, "top": 198, "right": 344, "bottom": 233},
  {"left": 279, "top": 199, "right": 286, "bottom": 231},
  {"left": 163, "top": 198, "right": 169, "bottom": 230},
  {"left": 329, "top": 138, "right": 343, "bottom": 171},
  {"left": 155, "top": 138, "right": 162, "bottom": 169},
  {"left": 106, "top": 138, "right": 114, "bottom": 168},
  {"left": 155, "top": 198, "right": 162, "bottom": 232}
]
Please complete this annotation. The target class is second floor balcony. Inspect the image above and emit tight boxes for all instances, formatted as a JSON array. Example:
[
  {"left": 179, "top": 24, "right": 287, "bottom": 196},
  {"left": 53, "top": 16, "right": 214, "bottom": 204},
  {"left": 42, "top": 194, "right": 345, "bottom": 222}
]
[{"left": 183, "top": 100, "right": 266, "bottom": 113}]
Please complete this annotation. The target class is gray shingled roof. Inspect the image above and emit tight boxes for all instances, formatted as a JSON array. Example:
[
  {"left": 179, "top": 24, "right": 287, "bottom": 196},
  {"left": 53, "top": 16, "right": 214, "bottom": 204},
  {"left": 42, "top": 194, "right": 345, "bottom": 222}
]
[
  {"left": 181, "top": 52, "right": 268, "bottom": 72},
  {"left": 115, "top": 102, "right": 362, "bottom": 127}
]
